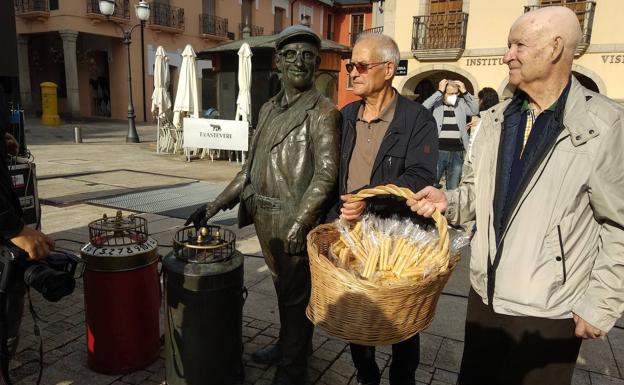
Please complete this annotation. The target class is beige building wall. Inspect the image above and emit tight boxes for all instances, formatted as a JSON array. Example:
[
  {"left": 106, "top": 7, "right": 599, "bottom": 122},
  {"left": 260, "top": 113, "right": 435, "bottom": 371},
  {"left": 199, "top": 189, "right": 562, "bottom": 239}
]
[{"left": 389, "top": 0, "right": 624, "bottom": 105}]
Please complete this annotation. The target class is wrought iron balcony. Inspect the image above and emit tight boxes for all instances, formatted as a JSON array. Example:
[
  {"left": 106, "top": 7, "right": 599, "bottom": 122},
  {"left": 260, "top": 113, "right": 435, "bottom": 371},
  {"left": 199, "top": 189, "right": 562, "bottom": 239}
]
[
  {"left": 238, "top": 23, "right": 264, "bottom": 38},
  {"left": 411, "top": 12, "right": 468, "bottom": 61},
  {"left": 14, "top": 0, "right": 49, "bottom": 19},
  {"left": 524, "top": 1, "right": 595, "bottom": 56},
  {"left": 148, "top": 2, "right": 184, "bottom": 32},
  {"left": 86, "top": 0, "right": 129, "bottom": 20},
  {"left": 199, "top": 14, "right": 228, "bottom": 38},
  {"left": 349, "top": 26, "right": 384, "bottom": 46}
]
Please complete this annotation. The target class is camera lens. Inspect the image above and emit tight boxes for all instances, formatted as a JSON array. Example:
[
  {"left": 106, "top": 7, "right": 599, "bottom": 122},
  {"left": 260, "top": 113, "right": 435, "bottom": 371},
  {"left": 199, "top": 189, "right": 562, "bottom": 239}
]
[{"left": 23, "top": 264, "right": 76, "bottom": 302}]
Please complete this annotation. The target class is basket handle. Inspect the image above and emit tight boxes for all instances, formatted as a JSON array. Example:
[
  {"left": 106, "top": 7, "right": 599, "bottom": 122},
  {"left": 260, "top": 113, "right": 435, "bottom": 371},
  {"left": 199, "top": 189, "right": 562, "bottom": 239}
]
[{"left": 345, "top": 184, "right": 449, "bottom": 255}]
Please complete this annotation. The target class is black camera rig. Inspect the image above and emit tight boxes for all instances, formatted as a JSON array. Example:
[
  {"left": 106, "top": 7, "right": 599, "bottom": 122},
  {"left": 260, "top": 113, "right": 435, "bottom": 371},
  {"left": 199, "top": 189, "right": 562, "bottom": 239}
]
[{"left": 0, "top": 245, "right": 81, "bottom": 385}]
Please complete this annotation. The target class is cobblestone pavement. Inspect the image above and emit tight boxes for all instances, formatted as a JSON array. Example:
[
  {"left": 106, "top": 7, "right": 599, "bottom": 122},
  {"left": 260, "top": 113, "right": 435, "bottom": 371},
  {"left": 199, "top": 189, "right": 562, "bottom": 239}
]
[
  {"left": 10, "top": 280, "right": 624, "bottom": 385},
  {"left": 10, "top": 284, "right": 461, "bottom": 385}
]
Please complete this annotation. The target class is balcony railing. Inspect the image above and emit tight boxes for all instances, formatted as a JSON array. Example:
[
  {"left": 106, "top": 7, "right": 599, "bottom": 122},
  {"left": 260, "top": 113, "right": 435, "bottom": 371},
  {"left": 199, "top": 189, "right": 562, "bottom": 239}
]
[
  {"left": 148, "top": 2, "right": 185, "bottom": 32},
  {"left": 14, "top": 0, "right": 50, "bottom": 18},
  {"left": 86, "top": 0, "right": 129, "bottom": 20},
  {"left": 524, "top": 1, "right": 595, "bottom": 56},
  {"left": 411, "top": 12, "right": 468, "bottom": 61},
  {"left": 199, "top": 14, "right": 228, "bottom": 38},
  {"left": 349, "top": 26, "right": 384, "bottom": 46},
  {"left": 238, "top": 23, "right": 264, "bottom": 38}
]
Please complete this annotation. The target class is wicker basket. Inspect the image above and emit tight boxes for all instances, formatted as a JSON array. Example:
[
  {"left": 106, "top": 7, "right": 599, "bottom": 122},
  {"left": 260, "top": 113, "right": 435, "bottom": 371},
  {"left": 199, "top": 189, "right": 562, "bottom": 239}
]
[{"left": 306, "top": 184, "right": 458, "bottom": 346}]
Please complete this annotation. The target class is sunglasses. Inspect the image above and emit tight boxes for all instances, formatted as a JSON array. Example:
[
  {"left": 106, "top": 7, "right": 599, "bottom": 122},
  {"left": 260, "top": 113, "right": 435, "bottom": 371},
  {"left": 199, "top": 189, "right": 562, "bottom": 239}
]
[
  {"left": 278, "top": 49, "right": 318, "bottom": 63},
  {"left": 345, "top": 61, "right": 389, "bottom": 74}
]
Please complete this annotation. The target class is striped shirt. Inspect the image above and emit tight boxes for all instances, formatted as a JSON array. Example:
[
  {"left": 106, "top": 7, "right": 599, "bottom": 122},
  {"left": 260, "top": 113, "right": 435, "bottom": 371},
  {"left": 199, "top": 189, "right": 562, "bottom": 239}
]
[{"left": 438, "top": 105, "right": 464, "bottom": 151}]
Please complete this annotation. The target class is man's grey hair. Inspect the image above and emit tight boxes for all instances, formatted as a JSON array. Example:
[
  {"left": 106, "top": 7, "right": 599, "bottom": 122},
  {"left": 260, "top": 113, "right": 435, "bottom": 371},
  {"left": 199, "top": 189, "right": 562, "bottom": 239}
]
[{"left": 355, "top": 33, "right": 400, "bottom": 69}]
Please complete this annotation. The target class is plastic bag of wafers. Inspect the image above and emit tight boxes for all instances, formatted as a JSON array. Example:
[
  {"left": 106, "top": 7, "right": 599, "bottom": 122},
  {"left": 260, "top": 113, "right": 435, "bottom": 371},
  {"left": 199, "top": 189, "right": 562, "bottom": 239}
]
[{"left": 328, "top": 214, "right": 469, "bottom": 284}]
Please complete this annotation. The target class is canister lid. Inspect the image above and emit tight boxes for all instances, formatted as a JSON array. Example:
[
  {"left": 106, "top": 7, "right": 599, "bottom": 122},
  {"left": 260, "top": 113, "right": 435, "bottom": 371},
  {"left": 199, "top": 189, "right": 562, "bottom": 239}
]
[
  {"left": 81, "top": 238, "right": 158, "bottom": 271},
  {"left": 173, "top": 225, "right": 236, "bottom": 264}
]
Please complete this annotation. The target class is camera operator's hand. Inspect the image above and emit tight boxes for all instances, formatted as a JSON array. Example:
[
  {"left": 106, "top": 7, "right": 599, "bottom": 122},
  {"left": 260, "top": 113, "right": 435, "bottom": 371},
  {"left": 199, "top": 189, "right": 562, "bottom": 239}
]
[
  {"left": 5, "top": 133, "right": 18, "bottom": 156},
  {"left": 185, "top": 201, "right": 222, "bottom": 228},
  {"left": 10, "top": 226, "right": 55, "bottom": 261}
]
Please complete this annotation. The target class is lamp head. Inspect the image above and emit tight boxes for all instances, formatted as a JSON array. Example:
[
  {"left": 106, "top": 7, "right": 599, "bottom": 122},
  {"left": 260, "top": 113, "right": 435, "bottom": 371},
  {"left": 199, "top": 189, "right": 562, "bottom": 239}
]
[
  {"left": 98, "top": 0, "right": 115, "bottom": 16},
  {"left": 136, "top": 0, "right": 150, "bottom": 21}
]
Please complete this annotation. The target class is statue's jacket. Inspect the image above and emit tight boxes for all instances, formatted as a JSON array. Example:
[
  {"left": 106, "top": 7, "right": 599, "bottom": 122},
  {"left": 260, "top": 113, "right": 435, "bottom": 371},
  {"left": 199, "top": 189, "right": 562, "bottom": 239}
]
[{"left": 216, "top": 88, "right": 341, "bottom": 233}]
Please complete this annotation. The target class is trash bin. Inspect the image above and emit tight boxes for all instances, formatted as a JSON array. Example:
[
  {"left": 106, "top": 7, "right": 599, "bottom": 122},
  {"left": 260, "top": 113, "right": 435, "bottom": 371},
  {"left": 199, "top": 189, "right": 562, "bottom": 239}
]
[
  {"left": 40, "top": 82, "right": 60, "bottom": 126},
  {"left": 163, "top": 225, "right": 245, "bottom": 385},
  {"left": 80, "top": 211, "right": 161, "bottom": 374}
]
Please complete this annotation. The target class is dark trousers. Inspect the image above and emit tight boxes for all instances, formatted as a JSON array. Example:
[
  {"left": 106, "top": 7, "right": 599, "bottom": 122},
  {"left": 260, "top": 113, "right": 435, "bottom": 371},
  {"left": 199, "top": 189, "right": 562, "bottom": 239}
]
[
  {"left": 253, "top": 201, "right": 313, "bottom": 382},
  {"left": 459, "top": 288, "right": 582, "bottom": 385},
  {"left": 350, "top": 334, "right": 420, "bottom": 385}
]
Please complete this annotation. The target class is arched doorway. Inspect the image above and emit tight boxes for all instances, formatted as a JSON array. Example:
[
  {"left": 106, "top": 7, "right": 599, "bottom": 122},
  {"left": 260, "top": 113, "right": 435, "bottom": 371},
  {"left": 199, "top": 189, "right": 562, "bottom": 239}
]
[{"left": 407, "top": 70, "right": 476, "bottom": 104}]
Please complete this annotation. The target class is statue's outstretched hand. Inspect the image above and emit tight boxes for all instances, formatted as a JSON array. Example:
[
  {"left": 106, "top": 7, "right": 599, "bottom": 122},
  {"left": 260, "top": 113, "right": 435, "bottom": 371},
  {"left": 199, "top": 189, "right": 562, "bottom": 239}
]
[
  {"left": 285, "top": 220, "right": 310, "bottom": 255},
  {"left": 185, "top": 202, "right": 222, "bottom": 228}
]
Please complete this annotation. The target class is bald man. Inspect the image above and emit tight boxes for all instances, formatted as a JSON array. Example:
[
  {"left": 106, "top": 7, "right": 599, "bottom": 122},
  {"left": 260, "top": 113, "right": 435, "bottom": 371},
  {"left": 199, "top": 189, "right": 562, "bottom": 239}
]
[{"left": 407, "top": 6, "right": 624, "bottom": 385}]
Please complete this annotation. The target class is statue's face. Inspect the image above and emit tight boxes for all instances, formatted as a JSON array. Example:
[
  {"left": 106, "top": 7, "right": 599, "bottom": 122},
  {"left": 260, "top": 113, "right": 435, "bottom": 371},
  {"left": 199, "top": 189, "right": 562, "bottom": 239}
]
[{"left": 276, "top": 41, "right": 320, "bottom": 92}]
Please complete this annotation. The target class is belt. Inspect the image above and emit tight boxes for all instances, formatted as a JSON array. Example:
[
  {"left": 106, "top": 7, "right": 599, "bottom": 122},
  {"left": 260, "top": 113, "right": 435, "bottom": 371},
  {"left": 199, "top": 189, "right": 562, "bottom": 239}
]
[{"left": 253, "top": 193, "right": 282, "bottom": 210}]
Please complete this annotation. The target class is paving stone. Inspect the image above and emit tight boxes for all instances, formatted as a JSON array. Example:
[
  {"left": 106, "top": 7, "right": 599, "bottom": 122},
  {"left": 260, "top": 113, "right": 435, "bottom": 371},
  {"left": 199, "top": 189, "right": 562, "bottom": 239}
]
[
  {"left": 431, "top": 380, "right": 455, "bottom": 385},
  {"left": 420, "top": 332, "right": 444, "bottom": 366},
  {"left": 314, "top": 346, "right": 342, "bottom": 362},
  {"left": 320, "top": 369, "right": 349, "bottom": 384},
  {"left": 433, "top": 338, "right": 463, "bottom": 373},
  {"left": 321, "top": 339, "right": 347, "bottom": 353},
  {"left": 416, "top": 367, "right": 434, "bottom": 383},
  {"left": 309, "top": 356, "right": 332, "bottom": 372},
  {"left": 248, "top": 319, "right": 271, "bottom": 330},
  {"left": 572, "top": 369, "right": 591, "bottom": 385},
  {"left": 252, "top": 333, "right": 276, "bottom": 347},
  {"left": 590, "top": 372, "right": 624, "bottom": 385},
  {"left": 245, "top": 366, "right": 266, "bottom": 383},
  {"left": 608, "top": 328, "right": 624, "bottom": 377},
  {"left": 426, "top": 295, "right": 467, "bottom": 342},
  {"left": 328, "top": 355, "right": 356, "bottom": 378},
  {"left": 433, "top": 368, "right": 458, "bottom": 384},
  {"left": 577, "top": 336, "right": 620, "bottom": 376},
  {"left": 121, "top": 369, "right": 152, "bottom": 384}
]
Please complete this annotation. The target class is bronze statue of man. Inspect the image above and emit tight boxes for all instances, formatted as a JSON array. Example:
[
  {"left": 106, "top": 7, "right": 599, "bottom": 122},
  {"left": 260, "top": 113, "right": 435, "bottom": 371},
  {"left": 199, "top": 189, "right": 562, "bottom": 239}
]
[{"left": 186, "top": 25, "right": 341, "bottom": 385}]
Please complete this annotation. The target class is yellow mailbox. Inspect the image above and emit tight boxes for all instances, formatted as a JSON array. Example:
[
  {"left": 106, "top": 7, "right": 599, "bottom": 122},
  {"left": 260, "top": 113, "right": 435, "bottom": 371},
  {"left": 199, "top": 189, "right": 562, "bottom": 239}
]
[{"left": 40, "top": 82, "right": 61, "bottom": 126}]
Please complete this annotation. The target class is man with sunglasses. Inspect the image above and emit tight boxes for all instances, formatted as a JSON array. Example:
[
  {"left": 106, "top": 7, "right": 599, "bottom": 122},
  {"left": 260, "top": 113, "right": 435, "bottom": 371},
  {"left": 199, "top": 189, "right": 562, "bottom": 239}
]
[
  {"left": 186, "top": 25, "right": 340, "bottom": 385},
  {"left": 329, "top": 33, "right": 437, "bottom": 385}
]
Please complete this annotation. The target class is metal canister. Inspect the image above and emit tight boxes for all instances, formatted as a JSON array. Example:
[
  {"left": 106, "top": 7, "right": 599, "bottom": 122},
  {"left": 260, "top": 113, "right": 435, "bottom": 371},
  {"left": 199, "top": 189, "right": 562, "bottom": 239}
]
[
  {"left": 163, "top": 225, "right": 245, "bottom": 385},
  {"left": 80, "top": 211, "right": 161, "bottom": 374}
]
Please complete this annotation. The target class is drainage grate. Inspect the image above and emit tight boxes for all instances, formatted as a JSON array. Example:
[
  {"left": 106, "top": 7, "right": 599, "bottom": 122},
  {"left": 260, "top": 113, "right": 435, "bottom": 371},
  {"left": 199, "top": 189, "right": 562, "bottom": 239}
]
[{"left": 88, "top": 181, "right": 239, "bottom": 224}]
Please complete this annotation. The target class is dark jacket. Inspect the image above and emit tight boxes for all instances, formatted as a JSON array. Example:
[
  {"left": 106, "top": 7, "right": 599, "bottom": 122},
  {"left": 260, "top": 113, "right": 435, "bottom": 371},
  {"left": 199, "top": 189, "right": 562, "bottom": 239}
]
[
  {"left": 0, "top": 88, "right": 23, "bottom": 242},
  {"left": 328, "top": 94, "right": 438, "bottom": 221},
  {"left": 212, "top": 88, "right": 341, "bottom": 230}
]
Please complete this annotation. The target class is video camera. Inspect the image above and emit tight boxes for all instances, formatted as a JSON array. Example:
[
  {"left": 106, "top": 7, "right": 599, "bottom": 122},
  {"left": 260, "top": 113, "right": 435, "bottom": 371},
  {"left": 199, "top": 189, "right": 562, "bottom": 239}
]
[{"left": 0, "top": 246, "right": 79, "bottom": 302}]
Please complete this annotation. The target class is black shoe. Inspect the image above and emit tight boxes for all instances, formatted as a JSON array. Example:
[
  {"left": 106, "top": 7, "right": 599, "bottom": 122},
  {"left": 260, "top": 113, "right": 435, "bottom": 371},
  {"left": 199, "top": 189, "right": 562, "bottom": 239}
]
[{"left": 252, "top": 344, "right": 282, "bottom": 365}]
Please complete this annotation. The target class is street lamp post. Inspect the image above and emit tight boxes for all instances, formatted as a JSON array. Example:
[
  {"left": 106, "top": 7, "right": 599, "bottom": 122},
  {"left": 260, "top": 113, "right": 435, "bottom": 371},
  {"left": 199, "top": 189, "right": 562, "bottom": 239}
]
[{"left": 99, "top": 0, "right": 150, "bottom": 143}]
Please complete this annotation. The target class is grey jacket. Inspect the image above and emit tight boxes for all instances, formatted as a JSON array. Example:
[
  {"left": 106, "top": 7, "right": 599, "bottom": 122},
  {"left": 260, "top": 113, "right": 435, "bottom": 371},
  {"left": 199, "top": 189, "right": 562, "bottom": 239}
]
[
  {"left": 446, "top": 77, "right": 624, "bottom": 332},
  {"left": 422, "top": 90, "right": 479, "bottom": 151}
]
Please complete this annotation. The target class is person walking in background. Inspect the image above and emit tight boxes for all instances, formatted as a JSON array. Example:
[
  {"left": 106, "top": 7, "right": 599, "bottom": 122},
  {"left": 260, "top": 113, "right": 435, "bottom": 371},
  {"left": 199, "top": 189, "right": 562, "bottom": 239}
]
[
  {"left": 466, "top": 87, "right": 500, "bottom": 160},
  {"left": 408, "top": 6, "right": 624, "bottom": 385},
  {"left": 329, "top": 32, "right": 438, "bottom": 385},
  {"left": 422, "top": 79, "right": 478, "bottom": 190}
]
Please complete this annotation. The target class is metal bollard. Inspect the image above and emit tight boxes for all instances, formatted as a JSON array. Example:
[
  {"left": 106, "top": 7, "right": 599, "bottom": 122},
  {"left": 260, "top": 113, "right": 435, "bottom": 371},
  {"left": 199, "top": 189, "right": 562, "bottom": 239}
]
[{"left": 74, "top": 126, "right": 82, "bottom": 143}]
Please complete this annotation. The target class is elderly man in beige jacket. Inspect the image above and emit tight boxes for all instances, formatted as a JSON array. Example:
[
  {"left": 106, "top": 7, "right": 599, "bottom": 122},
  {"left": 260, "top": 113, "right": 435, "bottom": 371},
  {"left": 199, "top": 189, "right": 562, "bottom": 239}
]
[{"left": 408, "top": 6, "right": 624, "bottom": 385}]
